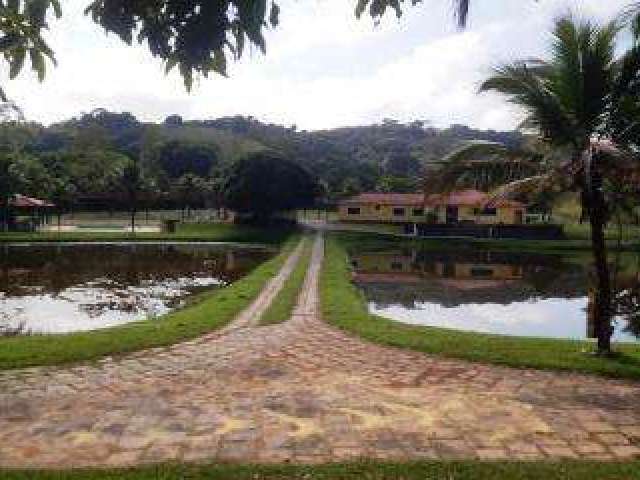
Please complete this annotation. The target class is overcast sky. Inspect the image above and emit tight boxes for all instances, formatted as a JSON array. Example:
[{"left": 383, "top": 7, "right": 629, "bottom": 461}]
[{"left": 1, "top": 0, "right": 631, "bottom": 130}]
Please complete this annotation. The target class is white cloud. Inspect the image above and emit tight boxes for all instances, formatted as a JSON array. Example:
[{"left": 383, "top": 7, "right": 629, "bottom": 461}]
[{"left": 0, "top": 0, "right": 632, "bottom": 130}]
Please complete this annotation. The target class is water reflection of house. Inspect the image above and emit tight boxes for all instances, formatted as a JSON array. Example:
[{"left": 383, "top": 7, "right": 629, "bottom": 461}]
[
  {"left": 351, "top": 250, "right": 523, "bottom": 283},
  {"left": 351, "top": 251, "right": 422, "bottom": 284},
  {"left": 432, "top": 262, "right": 522, "bottom": 281},
  {"left": 351, "top": 249, "right": 585, "bottom": 308}
]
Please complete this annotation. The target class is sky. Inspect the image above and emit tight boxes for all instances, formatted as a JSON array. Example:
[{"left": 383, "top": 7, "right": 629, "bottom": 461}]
[{"left": 0, "top": 0, "right": 632, "bottom": 131}]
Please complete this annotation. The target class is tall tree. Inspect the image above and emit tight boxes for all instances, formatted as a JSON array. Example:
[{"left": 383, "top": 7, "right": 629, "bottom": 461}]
[
  {"left": 0, "top": 121, "right": 35, "bottom": 231},
  {"left": 431, "top": 14, "right": 640, "bottom": 354},
  {"left": 222, "top": 150, "right": 319, "bottom": 223}
]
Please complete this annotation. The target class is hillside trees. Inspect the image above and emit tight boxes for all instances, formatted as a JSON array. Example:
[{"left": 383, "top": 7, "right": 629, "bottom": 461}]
[{"left": 0, "top": 111, "right": 528, "bottom": 210}]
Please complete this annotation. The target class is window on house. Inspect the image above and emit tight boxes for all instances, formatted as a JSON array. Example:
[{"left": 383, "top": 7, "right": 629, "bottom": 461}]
[
  {"left": 475, "top": 207, "right": 497, "bottom": 215},
  {"left": 412, "top": 208, "right": 424, "bottom": 216},
  {"left": 347, "top": 207, "right": 361, "bottom": 215},
  {"left": 393, "top": 208, "right": 406, "bottom": 216},
  {"left": 391, "top": 262, "right": 403, "bottom": 271},
  {"left": 375, "top": 204, "right": 381, "bottom": 211},
  {"left": 471, "top": 267, "right": 494, "bottom": 277}
]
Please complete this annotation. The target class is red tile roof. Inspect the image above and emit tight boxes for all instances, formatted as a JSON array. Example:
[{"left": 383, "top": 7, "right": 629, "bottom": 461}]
[
  {"left": 487, "top": 198, "right": 526, "bottom": 209},
  {"left": 425, "top": 189, "right": 487, "bottom": 207},
  {"left": 11, "top": 194, "right": 55, "bottom": 208},
  {"left": 426, "top": 189, "right": 525, "bottom": 208},
  {"left": 352, "top": 273, "right": 423, "bottom": 284},
  {"left": 341, "top": 193, "right": 424, "bottom": 206},
  {"left": 341, "top": 190, "right": 525, "bottom": 209}
]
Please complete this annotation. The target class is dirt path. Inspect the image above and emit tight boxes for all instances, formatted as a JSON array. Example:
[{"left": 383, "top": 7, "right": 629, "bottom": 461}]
[{"left": 1, "top": 233, "right": 639, "bottom": 468}]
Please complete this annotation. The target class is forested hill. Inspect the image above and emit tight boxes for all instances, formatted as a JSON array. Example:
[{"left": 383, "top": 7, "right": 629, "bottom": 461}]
[
  {"left": 2, "top": 110, "right": 524, "bottom": 208},
  {"left": 187, "top": 116, "right": 524, "bottom": 199}
]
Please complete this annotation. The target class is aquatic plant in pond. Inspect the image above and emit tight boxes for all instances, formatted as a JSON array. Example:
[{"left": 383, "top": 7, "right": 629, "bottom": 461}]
[{"left": 0, "top": 242, "right": 271, "bottom": 334}]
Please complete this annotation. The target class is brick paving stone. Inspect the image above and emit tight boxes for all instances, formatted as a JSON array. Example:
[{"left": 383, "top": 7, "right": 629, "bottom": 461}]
[
  {"left": 581, "top": 421, "right": 617, "bottom": 433},
  {"left": 476, "top": 448, "right": 509, "bottom": 460},
  {"left": 596, "top": 433, "right": 632, "bottom": 445},
  {"left": 540, "top": 446, "right": 579, "bottom": 458},
  {"left": 621, "top": 426, "right": 640, "bottom": 439},
  {"left": 0, "top": 233, "right": 639, "bottom": 468},
  {"left": 573, "top": 442, "right": 609, "bottom": 454},
  {"left": 608, "top": 445, "right": 640, "bottom": 459}
]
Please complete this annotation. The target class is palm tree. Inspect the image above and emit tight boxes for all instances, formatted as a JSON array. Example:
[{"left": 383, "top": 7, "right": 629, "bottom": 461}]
[{"left": 430, "top": 14, "right": 640, "bottom": 354}]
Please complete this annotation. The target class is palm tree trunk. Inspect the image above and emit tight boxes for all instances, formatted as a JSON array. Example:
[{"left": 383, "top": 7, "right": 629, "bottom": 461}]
[
  {"left": 585, "top": 177, "right": 613, "bottom": 354},
  {"left": 2, "top": 195, "right": 9, "bottom": 233},
  {"left": 130, "top": 193, "right": 137, "bottom": 235}
]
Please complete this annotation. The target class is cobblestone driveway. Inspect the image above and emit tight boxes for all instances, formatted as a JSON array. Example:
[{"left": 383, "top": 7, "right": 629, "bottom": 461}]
[{"left": 1, "top": 234, "right": 639, "bottom": 468}]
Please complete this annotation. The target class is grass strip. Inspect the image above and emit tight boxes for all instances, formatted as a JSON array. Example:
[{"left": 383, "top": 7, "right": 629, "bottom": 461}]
[
  {"left": 0, "top": 235, "right": 299, "bottom": 371},
  {"left": 259, "top": 236, "right": 313, "bottom": 326},
  {"left": 2, "top": 460, "right": 640, "bottom": 479},
  {"left": 321, "top": 234, "right": 640, "bottom": 380},
  {"left": 327, "top": 227, "right": 640, "bottom": 253},
  {"left": 0, "top": 223, "right": 293, "bottom": 245}
]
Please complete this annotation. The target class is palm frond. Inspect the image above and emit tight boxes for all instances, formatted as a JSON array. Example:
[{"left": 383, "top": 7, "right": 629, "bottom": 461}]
[
  {"left": 480, "top": 62, "right": 577, "bottom": 145},
  {"left": 620, "top": 2, "right": 640, "bottom": 41},
  {"left": 439, "top": 140, "right": 509, "bottom": 165},
  {"left": 607, "top": 42, "right": 640, "bottom": 146},
  {"left": 427, "top": 140, "right": 545, "bottom": 194},
  {"left": 548, "top": 16, "right": 617, "bottom": 136},
  {"left": 488, "top": 173, "right": 559, "bottom": 203}
]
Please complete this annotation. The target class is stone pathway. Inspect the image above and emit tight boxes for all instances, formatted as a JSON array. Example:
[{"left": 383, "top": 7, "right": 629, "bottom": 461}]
[{"left": 1, "top": 233, "right": 640, "bottom": 468}]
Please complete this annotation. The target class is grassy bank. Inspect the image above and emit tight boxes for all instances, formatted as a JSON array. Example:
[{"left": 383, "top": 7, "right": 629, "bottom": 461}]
[
  {"left": 0, "top": 223, "right": 293, "bottom": 245},
  {"left": 324, "top": 223, "right": 640, "bottom": 252},
  {"left": 330, "top": 228, "right": 640, "bottom": 256},
  {"left": 2, "top": 460, "right": 640, "bottom": 480},
  {"left": 0, "top": 236, "right": 299, "bottom": 371},
  {"left": 321, "top": 235, "right": 640, "bottom": 380},
  {"left": 259, "top": 236, "right": 313, "bottom": 326}
]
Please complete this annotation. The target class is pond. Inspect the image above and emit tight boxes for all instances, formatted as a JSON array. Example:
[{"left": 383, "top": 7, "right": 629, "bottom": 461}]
[
  {"left": 350, "top": 246, "right": 640, "bottom": 343},
  {"left": 0, "top": 242, "right": 272, "bottom": 335}
]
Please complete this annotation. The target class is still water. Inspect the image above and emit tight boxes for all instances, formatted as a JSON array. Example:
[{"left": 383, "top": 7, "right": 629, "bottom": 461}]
[
  {"left": 351, "top": 247, "right": 640, "bottom": 343},
  {"left": 0, "top": 242, "right": 271, "bottom": 335}
]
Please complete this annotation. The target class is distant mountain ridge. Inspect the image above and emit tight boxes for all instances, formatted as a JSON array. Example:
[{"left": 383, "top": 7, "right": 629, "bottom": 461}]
[{"left": 6, "top": 110, "right": 524, "bottom": 207}]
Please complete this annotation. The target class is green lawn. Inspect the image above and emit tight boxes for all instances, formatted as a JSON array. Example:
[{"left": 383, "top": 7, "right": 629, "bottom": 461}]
[
  {"left": 2, "top": 460, "right": 640, "bottom": 480},
  {"left": 0, "top": 223, "right": 293, "bottom": 245},
  {"left": 323, "top": 220, "right": 640, "bottom": 252},
  {"left": 259, "top": 236, "right": 313, "bottom": 326},
  {"left": 321, "top": 234, "right": 640, "bottom": 380},
  {"left": 563, "top": 222, "right": 640, "bottom": 242},
  {"left": 0, "top": 235, "right": 299, "bottom": 371}
]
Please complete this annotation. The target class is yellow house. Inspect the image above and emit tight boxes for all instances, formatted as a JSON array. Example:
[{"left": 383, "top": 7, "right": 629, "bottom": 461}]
[
  {"left": 337, "top": 193, "right": 426, "bottom": 223},
  {"left": 425, "top": 190, "right": 526, "bottom": 225},
  {"left": 351, "top": 252, "right": 522, "bottom": 281},
  {"left": 338, "top": 190, "right": 526, "bottom": 225}
]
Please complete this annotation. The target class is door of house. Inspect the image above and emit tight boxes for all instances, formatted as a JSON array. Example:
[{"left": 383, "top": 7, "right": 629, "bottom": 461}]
[
  {"left": 515, "top": 210, "right": 523, "bottom": 224},
  {"left": 446, "top": 206, "right": 458, "bottom": 224}
]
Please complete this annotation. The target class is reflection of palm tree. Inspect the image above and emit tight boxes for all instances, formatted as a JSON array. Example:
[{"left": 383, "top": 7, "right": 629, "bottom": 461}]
[
  {"left": 428, "top": 15, "right": 640, "bottom": 354},
  {"left": 613, "top": 276, "right": 640, "bottom": 339}
]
